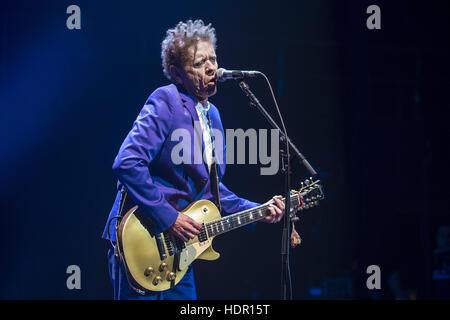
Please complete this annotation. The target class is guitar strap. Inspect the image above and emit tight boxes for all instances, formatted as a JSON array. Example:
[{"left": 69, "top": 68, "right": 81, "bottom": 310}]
[{"left": 206, "top": 112, "right": 222, "bottom": 213}]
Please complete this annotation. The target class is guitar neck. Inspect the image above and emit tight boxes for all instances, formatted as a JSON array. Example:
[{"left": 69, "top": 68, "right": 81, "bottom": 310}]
[{"left": 204, "top": 193, "right": 301, "bottom": 238}]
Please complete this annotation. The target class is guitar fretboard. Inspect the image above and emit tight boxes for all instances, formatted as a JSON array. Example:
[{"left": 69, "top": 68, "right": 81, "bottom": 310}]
[{"left": 204, "top": 193, "right": 301, "bottom": 238}]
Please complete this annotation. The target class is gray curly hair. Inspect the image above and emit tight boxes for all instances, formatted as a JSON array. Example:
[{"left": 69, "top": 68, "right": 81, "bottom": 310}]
[{"left": 161, "top": 19, "right": 217, "bottom": 81}]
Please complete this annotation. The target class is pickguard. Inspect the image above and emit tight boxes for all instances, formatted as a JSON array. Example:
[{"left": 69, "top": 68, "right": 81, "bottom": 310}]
[{"left": 177, "top": 240, "right": 211, "bottom": 270}]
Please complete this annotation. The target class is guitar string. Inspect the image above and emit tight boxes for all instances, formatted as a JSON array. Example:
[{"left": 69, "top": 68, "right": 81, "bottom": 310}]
[
  {"left": 202, "top": 184, "right": 318, "bottom": 237},
  {"left": 204, "top": 207, "right": 267, "bottom": 237},
  {"left": 204, "top": 194, "right": 301, "bottom": 236},
  {"left": 205, "top": 195, "right": 299, "bottom": 233},
  {"left": 165, "top": 196, "right": 300, "bottom": 250}
]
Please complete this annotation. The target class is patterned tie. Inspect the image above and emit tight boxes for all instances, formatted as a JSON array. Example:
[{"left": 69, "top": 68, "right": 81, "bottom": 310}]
[
  {"left": 205, "top": 112, "right": 222, "bottom": 213},
  {"left": 198, "top": 106, "right": 213, "bottom": 172}
]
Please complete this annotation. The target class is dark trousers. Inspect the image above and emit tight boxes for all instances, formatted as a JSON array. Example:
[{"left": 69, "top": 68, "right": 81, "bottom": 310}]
[{"left": 107, "top": 246, "right": 197, "bottom": 300}]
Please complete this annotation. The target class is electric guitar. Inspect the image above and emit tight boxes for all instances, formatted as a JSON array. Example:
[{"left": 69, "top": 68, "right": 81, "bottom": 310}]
[{"left": 115, "top": 179, "right": 324, "bottom": 295}]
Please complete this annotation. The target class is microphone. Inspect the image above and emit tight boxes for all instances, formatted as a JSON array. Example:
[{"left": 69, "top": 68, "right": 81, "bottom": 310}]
[{"left": 216, "top": 68, "right": 261, "bottom": 82}]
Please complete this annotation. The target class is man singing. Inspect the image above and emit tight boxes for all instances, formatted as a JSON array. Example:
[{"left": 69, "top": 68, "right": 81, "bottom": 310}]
[{"left": 102, "top": 19, "right": 293, "bottom": 300}]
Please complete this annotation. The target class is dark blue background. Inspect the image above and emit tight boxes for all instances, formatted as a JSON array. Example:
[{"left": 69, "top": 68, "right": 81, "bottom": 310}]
[{"left": 1, "top": 0, "right": 449, "bottom": 299}]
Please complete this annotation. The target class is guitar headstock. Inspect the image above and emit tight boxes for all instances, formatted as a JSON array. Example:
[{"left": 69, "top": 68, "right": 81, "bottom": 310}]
[{"left": 291, "top": 177, "right": 324, "bottom": 211}]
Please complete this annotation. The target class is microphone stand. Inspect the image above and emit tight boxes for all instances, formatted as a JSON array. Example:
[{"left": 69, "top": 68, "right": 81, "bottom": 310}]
[{"left": 238, "top": 80, "right": 317, "bottom": 300}]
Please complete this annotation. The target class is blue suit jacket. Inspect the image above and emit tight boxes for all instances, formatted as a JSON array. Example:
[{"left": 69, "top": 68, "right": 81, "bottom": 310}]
[{"left": 102, "top": 84, "right": 260, "bottom": 241}]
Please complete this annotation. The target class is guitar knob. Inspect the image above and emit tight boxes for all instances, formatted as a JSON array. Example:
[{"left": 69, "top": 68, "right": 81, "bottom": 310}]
[
  {"left": 144, "top": 267, "right": 154, "bottom": 277},
  {"left": 167, "top": 272, "right": 176, "bottom": 281},
  {"left": 159, "top": 263, "right": 168, "bottom": 271},
  {"left": 153, "top": 276, "right": 162, "bottom": 286}
]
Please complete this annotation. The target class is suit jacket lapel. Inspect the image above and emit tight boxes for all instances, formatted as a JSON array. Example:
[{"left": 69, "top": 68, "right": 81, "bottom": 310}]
[
  {"left": 206, "top": 107, "right": 225, "bottom": 180},
  {"left": 177, "top": 89, "right": 211, "bottom": 181}
]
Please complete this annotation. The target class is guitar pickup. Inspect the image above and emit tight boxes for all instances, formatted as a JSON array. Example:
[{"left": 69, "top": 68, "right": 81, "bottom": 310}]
[{"left": 155, "top": 233, "right": 167, "bottom": 261}]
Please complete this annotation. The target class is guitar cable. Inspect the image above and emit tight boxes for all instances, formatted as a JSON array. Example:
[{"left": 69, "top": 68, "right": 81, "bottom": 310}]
[
  {"left": 107, "top": 216, "right": 123, "bottom": 254},
  {"left": 107, "top": 186, "right": 127, "bottom": 256}
]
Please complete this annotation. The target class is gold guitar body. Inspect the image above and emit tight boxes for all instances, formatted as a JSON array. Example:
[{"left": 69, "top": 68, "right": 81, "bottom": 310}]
[
  {"left": 116, "top": 200, "right": 221, "bottom": 293},
  {"left": 115, "top": 178, "right": 324, "bottom": 294}
]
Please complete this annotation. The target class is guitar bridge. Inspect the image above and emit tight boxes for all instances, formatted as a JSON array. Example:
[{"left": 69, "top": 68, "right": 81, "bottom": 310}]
[
  {"left": 163, "top": 232, "right": 186, "bottom": 255},
  {"left": 163, "top": 232, "right": 174, "bottom": 256}
]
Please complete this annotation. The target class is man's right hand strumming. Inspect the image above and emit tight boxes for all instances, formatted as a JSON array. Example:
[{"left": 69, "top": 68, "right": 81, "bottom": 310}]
[{"left": 169, "top": 213, "right": 203, "bottom": 242}]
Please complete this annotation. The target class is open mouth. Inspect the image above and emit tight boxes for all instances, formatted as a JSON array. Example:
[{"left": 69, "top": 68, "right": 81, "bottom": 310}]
[{"left": 208, "top": 78, "right": 217, "bottom": 85}]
